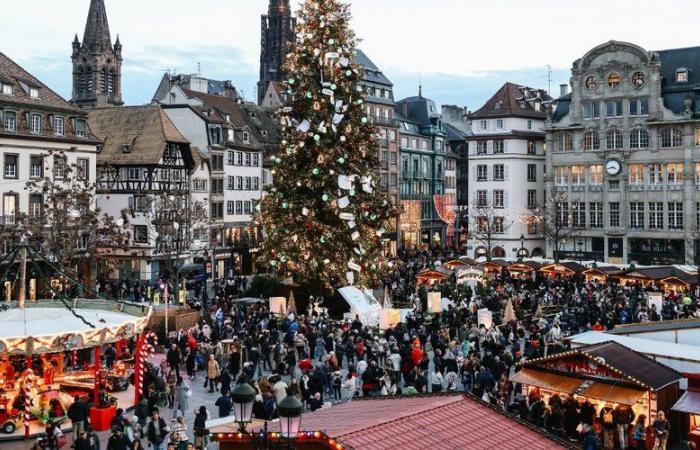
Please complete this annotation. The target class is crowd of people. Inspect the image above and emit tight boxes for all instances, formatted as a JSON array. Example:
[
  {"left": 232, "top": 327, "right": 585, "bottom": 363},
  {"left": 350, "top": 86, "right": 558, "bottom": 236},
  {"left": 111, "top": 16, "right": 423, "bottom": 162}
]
[{"left": 61, "top": 249, "right": 700, "bottom": 450}]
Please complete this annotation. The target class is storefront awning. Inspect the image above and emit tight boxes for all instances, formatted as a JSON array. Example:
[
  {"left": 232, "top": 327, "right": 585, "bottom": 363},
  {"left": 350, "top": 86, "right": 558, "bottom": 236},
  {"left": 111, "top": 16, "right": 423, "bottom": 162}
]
[
  {"left": 510, "top": 368, "right": 584, "bottom": 395},
  {"left": 582, "top": 382, "right": 645, "bottom": 406},
  {"left": 672, "top": 391, "right": 700, "bottom": 414}
]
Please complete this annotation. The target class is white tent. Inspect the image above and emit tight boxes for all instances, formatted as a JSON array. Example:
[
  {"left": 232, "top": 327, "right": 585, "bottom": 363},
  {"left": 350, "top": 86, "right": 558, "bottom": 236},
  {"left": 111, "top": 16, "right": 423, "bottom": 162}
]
[{"left": 339, "top": 286, "right": 382, "bottom": 327}]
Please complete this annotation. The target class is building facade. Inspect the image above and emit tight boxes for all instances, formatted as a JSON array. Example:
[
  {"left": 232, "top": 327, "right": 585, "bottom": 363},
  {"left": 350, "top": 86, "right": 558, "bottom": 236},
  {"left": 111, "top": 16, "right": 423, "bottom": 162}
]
[
  {"left": 442, "top": 105, "right": 471, "bottom": 248},
  {"left": 467, "top": 83, "right": 549, "bottom": 259},
  {"left": 257, "top": 0, "right": 296, "bottom": 105},
  {"left": 546, "top": 41, "right": 700, "bottom": 265},
  {"left": 71, "top": 0, "right": 123, "bottom": 108},
  {"left": 396, "top": 92, "right": 447, "bottom": 248}
]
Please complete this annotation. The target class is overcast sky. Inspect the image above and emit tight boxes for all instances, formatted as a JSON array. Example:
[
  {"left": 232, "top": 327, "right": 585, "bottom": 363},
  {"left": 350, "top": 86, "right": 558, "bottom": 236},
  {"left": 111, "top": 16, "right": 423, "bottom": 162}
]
[{"left": 5, "top": 0, "right": 700, "bottom": 109}]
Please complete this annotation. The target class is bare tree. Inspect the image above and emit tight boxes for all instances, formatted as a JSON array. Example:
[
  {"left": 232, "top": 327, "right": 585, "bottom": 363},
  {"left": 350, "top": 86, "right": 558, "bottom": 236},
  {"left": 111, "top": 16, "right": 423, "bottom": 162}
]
[
  {"left": 467, "top": 201, "right": 513, "bottom": 261},
  {"left": 529, "top": 189, "right": 579, "bottom": 263}
]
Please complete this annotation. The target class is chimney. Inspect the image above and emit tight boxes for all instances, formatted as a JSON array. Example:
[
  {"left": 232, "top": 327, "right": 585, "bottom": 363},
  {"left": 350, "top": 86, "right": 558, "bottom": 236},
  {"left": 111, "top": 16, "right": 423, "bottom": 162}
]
[
  {"left": 402, "top": 101, "right": 408, "bottom": 117},
  {"left": 560, "top": 83, "right": 568, "bottom": 97}
]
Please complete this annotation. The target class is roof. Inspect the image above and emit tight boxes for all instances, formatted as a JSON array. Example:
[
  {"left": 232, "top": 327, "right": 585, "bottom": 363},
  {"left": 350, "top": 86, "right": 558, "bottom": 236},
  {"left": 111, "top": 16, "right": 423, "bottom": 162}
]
[
  {"left": 469, "top": 82, "right": 551, "bottom": 120},
  {"left": 395, "top": 95, "right": 443, "bottom": 129},
  {"left": 568, "top": 331, "right": 700, "bottom": 364},
  {"left": 0, "top": 52, "right": 81, "bottom": 113},
  {"left": 540, "top": 261, "right": 586, "bottom": 273},
  {"left": 353, "top": 49, "right": 393, "bottom": 87},
  {"left": 80, "top": 0, "right": 113, "bottom": 54},
  {"left": 288, "top": 394, "right": 565, "bottom": 450},
  {"left": 551, "top": 93, "right": 571, "bottom": 122},
  {"left": 88, "top": 105, "right": 190, "bottom": 165},
  {"left": 443, "top": 121, "right": 470, "bottom": 141},
  {"left": 621, "top": 266, "right": 697, "bottom": 283},
  {"left": 657, "top": 46, "right": 700, "bottom": 116},
  {"left": 610, "top": 317, "right": 700, "bottom": 335}
]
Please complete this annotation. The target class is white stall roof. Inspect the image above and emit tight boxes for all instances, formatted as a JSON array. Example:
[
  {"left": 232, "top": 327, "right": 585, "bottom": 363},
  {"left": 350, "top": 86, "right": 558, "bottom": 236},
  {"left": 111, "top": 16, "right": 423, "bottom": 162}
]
[{"left": 568, "top": 331, "right": 700, "bottom": 363}]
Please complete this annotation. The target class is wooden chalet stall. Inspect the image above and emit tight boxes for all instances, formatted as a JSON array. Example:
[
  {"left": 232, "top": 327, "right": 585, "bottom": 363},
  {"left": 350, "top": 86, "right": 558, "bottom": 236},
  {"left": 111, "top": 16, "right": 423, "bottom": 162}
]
[
  {"left": 479, "top": 259, "right": 509, "bottom": 276},
  {"left": 507, "top": 260, "right": 542, "bottom": 280},
  {"left": 615, "top": 266, "right": 696, "bottom": 292},
  {"left": 582, "top": 266, "right": 623, "bottom": 283},
  {"left": 416, "top": 267, "right": 451, "bottom": 286},
  {"left": 673, "top": 373, "right": 700, "bottom": 448},
  {"left": 538, "top": 261, "right": 585, "bottom": 279},
  {"left": 511, "top": 341, "right": 682, "bottom": 445},
  {"left": 443, "top": 259, "right": 469, "bottom": 270}
]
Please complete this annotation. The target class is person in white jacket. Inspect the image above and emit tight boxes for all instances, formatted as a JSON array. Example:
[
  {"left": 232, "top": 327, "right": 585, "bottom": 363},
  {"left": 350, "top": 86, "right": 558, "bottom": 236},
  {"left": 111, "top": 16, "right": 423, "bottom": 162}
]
[{"left": 342, "top": 372, "right": 357, "bottom": 402}]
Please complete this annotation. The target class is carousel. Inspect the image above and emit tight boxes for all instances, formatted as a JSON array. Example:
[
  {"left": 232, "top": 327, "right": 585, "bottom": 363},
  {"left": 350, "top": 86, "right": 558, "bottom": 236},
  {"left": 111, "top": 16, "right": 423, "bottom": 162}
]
[{"left": 0, "top": 245, "right": 151, "bottom": 440}]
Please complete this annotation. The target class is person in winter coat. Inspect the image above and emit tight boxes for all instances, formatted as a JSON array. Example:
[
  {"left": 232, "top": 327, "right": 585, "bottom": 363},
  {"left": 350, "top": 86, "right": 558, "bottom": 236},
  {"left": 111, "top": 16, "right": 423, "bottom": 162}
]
[
  {"left": 193, "top": 406, "right": 210, "bottom": 449},
  {"left": 206, "top": 354, "right": 220, "bottom": 393},
  {"left": 146, "top": 409, "right": 169, "bottom": 450},
  {"left": 106, "top": 427, "right": 130, "bottom": 450}
]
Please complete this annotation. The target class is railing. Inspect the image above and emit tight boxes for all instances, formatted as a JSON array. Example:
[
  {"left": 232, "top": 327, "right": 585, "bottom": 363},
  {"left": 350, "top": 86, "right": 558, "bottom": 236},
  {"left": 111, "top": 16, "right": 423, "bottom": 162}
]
[
  {"left": 0, "top": 215, "right": 16, "bottom": 225},
  {"left": 371, "top": 116, "right": 399, "bottom": 127}
]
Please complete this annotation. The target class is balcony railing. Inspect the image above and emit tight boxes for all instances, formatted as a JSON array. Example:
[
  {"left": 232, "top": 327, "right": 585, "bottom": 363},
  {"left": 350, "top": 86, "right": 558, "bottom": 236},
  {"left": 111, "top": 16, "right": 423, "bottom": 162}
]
[{"left": 371, "top": 116, "right": 399, "bottom": 127}]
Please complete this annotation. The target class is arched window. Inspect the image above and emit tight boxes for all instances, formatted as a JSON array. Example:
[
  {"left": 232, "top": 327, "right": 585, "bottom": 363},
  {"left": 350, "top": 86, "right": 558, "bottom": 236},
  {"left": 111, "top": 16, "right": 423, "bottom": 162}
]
[
  {"left": 607, "top": 72, "right": 621, "bottom": 89},
  {"left": 531, "top": 247, "right": 544, "bottom": 258},
  {"left": 630, "top": 128, "right": 649, "bottom": 149},
  {"left": 556, "top": 133, "right": 573, "bottom": 152},
  {"left": 492, "top": 246, "right": 505, "bottom": 258},
  {"left": 660, "top": 128, "right": 682, "bottom": 148},
  {"left": 583, "top": 131, "right": 600, "bottom": 151},
  {"left": 606, "top": 129, "right": 623, "bottom": 149},
  {"left": 475, "top": 246, "right": 488, "bottom": 258}
]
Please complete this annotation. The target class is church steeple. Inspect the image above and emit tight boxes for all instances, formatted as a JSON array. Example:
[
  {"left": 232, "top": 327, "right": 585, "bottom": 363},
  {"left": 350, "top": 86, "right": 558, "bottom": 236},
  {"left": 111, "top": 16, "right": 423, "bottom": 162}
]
[
  {"left": 71, "top": 0, "right": 123, "bottom": 108},
  {"left": 257, "top": 0, "right": 296, "bottom": 105}
]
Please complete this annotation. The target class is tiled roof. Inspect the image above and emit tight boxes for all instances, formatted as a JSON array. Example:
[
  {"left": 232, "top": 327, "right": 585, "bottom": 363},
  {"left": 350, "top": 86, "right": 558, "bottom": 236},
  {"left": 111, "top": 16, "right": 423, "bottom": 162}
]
[
  {"left": 291, "top": 394, "right": 565, "bottom": 450},
  {"left": 88, "top": 105, "right": 190, "bottom": 165},
  {"left": 353, "top": 49, "right": 393, "bottom": 87},
  {"left": 470, "top": 82, "right": 550, "bottom": 120}
]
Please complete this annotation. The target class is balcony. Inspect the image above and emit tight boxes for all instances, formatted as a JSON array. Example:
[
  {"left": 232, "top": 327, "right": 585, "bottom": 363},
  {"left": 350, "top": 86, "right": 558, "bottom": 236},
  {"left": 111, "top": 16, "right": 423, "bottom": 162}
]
[
  {"left": 0, "top": 215, "right": 15, "bottom": 226},
  {"left": 629, "top": 183, "right": 645, "bottom": 191},
  {"left": 666, "top": 183, "right": 683, "bottom": 191},
  {"left": 370, "top": 116, "right": 399, "bottom": 127},
  {"left": 571, "top": 185, "right": 585, "bottom": 192}
]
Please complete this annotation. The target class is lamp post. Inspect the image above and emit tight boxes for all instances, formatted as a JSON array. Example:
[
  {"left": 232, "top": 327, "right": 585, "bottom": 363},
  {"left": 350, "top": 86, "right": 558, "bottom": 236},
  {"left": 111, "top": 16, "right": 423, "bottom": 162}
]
[
  {"left": 577, "top": 241, "right": 584, "bottom": 263},
  {"left": 518, "top": 234, "right": 525, "bottom": 261},
  {"left": 278, "top": 394, "right": 303, "bottom": 449},
  {"left": 231, "top": 382, "right": 255, "bottom": 433}
]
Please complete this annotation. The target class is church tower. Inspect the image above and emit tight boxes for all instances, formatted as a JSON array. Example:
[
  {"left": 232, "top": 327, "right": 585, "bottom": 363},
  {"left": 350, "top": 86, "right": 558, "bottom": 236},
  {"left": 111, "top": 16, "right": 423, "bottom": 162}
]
[
  {"left": 71, "top": 0, "right": 123, "bottom": 108},
  {"left": 257, "top": 0, "right": 296, "bottom": 105}
]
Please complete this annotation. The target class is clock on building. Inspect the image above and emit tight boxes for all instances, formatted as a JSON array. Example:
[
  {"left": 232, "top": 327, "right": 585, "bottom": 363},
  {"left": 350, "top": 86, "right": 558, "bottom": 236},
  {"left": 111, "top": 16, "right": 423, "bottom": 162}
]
[{"left": 605, "top": 159, "right": 622, "bottom": 176}]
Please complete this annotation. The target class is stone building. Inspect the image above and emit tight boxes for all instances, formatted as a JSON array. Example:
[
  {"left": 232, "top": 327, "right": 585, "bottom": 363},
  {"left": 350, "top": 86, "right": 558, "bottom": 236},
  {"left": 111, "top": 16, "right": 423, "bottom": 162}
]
[
  {"left": 71, "top": 0, "right": 123, "bottom": 108},
  {"left": 257, "top": 0, "right": 296, "bottom": 105},
  {"left": 546, "top": 40, "right": 700, "bottom": 264},
  {"left": 442, "top": 105, "right": 470, "bottom": 248},
  {"left": 466, "top": 83, "right": 549, "bottom": 259}
]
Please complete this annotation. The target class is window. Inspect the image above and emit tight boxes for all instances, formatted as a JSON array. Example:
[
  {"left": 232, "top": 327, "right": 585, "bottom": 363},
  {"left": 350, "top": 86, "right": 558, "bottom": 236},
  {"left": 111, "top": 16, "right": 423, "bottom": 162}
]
[
  {"left": 477, "top": 165, "right": 487, "bottom": 181},
  {"left": 477, "top": 141, "right": 487, "bottom": 155},
  {"left": 667, "top": 163, "right": 683, "bottom": 186},
  {"left": 607, "top": 73, "right": 621, "bottom": 89},
  {"left": 121, "top": 145, "right": 130, "bottom": 154},
  {"left": 235, "top": 201, "right": 243, "bottom": 215},
  {"left": 608, "top": 179, "right": 620, "bottom": 190},
  {"left": 582, "top": 101, "right": 600, "bottom": 119},
  {"left": 2, "top": 84, "right": 12, "bottom": 95},
  {"left": 3, "top": 154, "right": 17, "bottom": 178},
  {"left": 676, "top": 68, "right": 689, "bottom": 83},
  {"left": 660, "top": 128, "right": 682, "bottom": 148},
  {"left": 476, "top": 190, "right": 487, "bottom": 207},
  {"left": 245, "top": 153, "right": 251, "bottom": 166},
  {"left": 527, "top": 164, "right": 537, "bottom": 182},
  {"left": 606, "top": 129, "right": 623, "bottom": 149},
  {"left": 554, "top": 166, "right": 569, "bottom": 186},
  {"left": 227, "top": 129, "right": 234, "bottom": 141},
  {"left": 30, "top": 156, "right": 43, "bottom": 178},
  {"left": 211, "top": 154, "right": 224, "bottom": 171},
  {"left": 527, "top": 141, "right": 536, "bottom": 154},
  {"left": 493, "top": 190, "right": 504, "bottom": 208},
  {"left": 527, "top": 120, "right": 533, "bottom": 130},
  {"left": 572, "top": 202, "right": 586, "bottom": 228},
  {"left": 227, "top": 176, "right": 234, "bottom": 190},
  {"left": 77, "top": 158, "right": 89, "bottom": 180},
  {"left": 2, "top": 194, "right": 15, "bottom": 225},
  {"left": 227, "top": 201, "right": 234, "bottom": 215},
  {"left": 527, "top": 221, "right": 537, "bottom": 234},
  {"left": 696, "top": 163, "right": 700, "bottom": 186},
  {"left": 227, "top": 151, "right": 235, "bottom": 165},
  {"left": 496, "top": 119, "right": 504, "bottom": 129},
  {"left": 605, "top": 100, "right": 623, "bottom": 117},
  {"left": 629, "top": 164, "right": 644, "bottom": 186},
  {"left": 236, "top": 152, "right": 243, "bottom": 165},
  {"left": 53, "top": 117, "right": 64, "bottom": 136},
  {"left": 30, "top": 114, "right": 42, "bottom": 134},
  {"left": 556, "top": 202, "right": 569, "bottom": 227},
  {"left": 400, "top": 137, "right": 408, "bottom": 147},
  {"left": 236, "top": 176, "right": 243, "bottom": 190},
  {"left": 3, "top": 111, "right": 16, "bottom": 131},
  {"left": 609, "top": 202, "right": 620, "bottom": 227},
  {"left": 29, "top": 194, "right": 42, "bottom": 218},
  {"left": 253, "top": 177, "right": 260, "bottom": 190},
  {"left": 252, "top": 153, "right": 259, "bottom": 167},
  {"left": 29, "top": 87, "right": 39, "bottom": 99},
  {"left": 571, "top": 165, "right": 585, "bottom": 186},
  {"left": 131, "top": 195, "right": 147, "bottom": 212},
  {"left": 133, "top": 225, "right": 148, "bottom": 243},
  {"left": 244, "top": 177, "right": 251, "bottom": 190},
  {"left": 648, "top": 202, "right": 664, "bottom": 229},
  {"left": 480, "top": 120, "right": 487, "bottom": 130},
  {"left": 493, "top": 140, "right": 504, "bottom": 154},
  {"left": 555, "top": 133, "right": 573, "bottom": 152},
  {"left": 668, "top": 202, "right": 683, "bottom": 230},
  {"left": 243, "top": 131, "right": 250, "bottom": 143},
  {"left": 494, "top": 217, "right": 505, "bottom": 233},
  {"left": 583, "top": 131, "right": 600, "bottom": 150},
  {"left": 128, "top": 168, "right": 140, "bottom": 180},
  {"left": 75, "top": 119, "right": 87, "bottom": 138},
  {"left": 211, "top": 202, "right": 224, "bottom": 220},
  {"left": 589, "top": 202, "right": 603, "bottom": 228},
  {"left": 53, "top": 155, "right": 66, "bottom": 179},
  {"left": 212, "top": 178, "right": 224, "bottom": 194},
  {"left": 527, "top": 190, "right": 537, "bottom": 208},
  {"left": 493, "top": 164, "right": 505, "bottom": 181},
  {"left": 477, "top": 216, "right": 488, "bottom": 233},
  {"left": 648, "top": 163, "right": 664, "bottom": 185},
  {"left": 630, "top": 128, "right": 649, "bottom": 148},
  {"left": 629, "top": 98, "right": 649, "bottom": 116},
  {"left": 589, "top": 165, "right": 603, "bottom": 185},
  {"left": 243, "top": 201, "right": 251, "bottom": 214},
  {"left": 630, "top": 202, "right": 644, "bottom": 229}
]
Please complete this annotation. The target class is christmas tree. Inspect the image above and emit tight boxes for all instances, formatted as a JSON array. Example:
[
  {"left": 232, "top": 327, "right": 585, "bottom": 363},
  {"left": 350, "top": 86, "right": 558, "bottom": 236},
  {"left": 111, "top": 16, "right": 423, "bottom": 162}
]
[{"left": 257, "top": 0, "right": 396, "bottom": 289}]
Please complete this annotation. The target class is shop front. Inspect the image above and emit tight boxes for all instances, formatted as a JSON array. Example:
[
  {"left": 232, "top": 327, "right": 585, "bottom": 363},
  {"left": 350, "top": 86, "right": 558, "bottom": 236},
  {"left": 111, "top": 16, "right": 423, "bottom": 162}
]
[
  {"left": 511, "top": 341, "right": 682, "bottom": 446},
  {"left": 672, "top": 373, "right": 700, "bottom": 447}
]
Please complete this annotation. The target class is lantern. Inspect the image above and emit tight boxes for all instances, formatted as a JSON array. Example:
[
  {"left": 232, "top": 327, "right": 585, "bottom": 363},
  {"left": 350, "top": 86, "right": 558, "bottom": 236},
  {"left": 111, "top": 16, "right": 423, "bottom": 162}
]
[{"left": 278, "top": 394, "right": 303, "bottom": 438}]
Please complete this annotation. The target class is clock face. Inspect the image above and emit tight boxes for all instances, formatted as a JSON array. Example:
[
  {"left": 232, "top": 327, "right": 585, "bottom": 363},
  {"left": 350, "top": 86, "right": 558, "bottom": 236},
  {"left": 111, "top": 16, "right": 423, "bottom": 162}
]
[{"left": 605, "top": 159, "right": 622, "bottom": 176}]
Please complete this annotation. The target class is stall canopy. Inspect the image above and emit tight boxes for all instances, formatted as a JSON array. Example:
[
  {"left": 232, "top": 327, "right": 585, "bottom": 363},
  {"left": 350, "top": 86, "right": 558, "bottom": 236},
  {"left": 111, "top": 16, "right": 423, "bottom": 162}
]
[
  {"left": 539, "top": 261, "right": 586, "bottom": 277},
  {"left": 479, "top": 259, "right": 509, "bottom": 274},
  {"left": 507, "top": 260, "right": 543, "bottom": 274},
  {"left": 444, "top": 259, "right": 469, "bottom": 270},
  {"left": 510, "top": 368, "right": 584, "bottom": 395},
  {"left": 338, "top": 286, "right": 381, "bottom": 327},
  {"left": 583, "top": 266, "right": 623, "bottom": 282},
  {"left": 672, "top": 391, "right": 700, "bottom": 414},
  {"left": 416, "top": 267, "right": 451, "bottom": 284},
  {"left": 583, "top": 382, "right": 645, "bottom": 406}
]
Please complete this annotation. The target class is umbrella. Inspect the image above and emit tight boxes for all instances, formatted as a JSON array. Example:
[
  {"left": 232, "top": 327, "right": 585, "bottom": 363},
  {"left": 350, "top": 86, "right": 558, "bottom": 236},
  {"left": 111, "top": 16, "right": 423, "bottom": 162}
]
[{"left": 298, "top": 359, "right": 313, "bottom": 372}]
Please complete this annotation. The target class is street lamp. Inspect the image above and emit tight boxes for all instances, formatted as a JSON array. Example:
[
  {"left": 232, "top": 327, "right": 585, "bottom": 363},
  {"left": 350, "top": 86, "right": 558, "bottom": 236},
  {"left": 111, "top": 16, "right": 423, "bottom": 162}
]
[
  {"left": 278, "top": 394, "right": 303, "bottom": 446},
  {"left": 231, "top": 382, "right": 256, "bottom": 433},
  {"left": 518, "top": 234, "right": 525, "bottom": 261},
  {"left": 577, "top": 241, "right": 584, "bottom": 263}
]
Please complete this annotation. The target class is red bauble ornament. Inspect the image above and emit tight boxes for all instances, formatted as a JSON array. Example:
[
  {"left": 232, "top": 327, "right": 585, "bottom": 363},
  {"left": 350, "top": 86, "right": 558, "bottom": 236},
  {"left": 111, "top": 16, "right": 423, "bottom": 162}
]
[{"left": 305, "top": 221, "right": 313, "bottom": 231}]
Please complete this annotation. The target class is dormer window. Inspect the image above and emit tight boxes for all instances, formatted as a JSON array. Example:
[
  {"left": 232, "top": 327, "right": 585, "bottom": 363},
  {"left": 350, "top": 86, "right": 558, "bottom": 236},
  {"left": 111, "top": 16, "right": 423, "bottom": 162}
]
[
  {"left": 29, "top": 87, "right": 39, "bottom": 99},
  {"left": 519, "top": 100, "right": 526, "bottom": 108},
  {"left": 243, "top": 131, "right": 250, "bottom": 143},
  {"left": 53, "top": 117, "right": 64, "bottom": 136},
  {"left": 75, "top": 119, "right": 87, "bottom": 138},
  {"left": 121, "top": 144, "right": 131, "bottom": 153},
  {"left": 1, "top": 84, "right": 12, "bottom": 95},
  {"left": 227, "top": 129, "right": 234, "bottom": 141},
  {"left": 29, "top": 114, "right": 42, "bottom": 134},
  {"left": 494, "top": 101, "right": 502, "bottom": 110},
  {"left": 534, "top": 100, "right": 541, "bottom": 112},
  {"left": 676, "top": 68, "right": 689, "bottom": 83}
]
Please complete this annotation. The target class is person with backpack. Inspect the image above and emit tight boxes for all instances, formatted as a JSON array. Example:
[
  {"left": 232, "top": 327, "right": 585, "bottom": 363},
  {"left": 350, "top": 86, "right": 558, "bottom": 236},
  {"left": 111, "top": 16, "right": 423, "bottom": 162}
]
[
  {"left": 599, "top": 403, "right": 616, "bottom": 450},
  {"left": 331, "top": 371, "right": 342, "bottom": 402}
]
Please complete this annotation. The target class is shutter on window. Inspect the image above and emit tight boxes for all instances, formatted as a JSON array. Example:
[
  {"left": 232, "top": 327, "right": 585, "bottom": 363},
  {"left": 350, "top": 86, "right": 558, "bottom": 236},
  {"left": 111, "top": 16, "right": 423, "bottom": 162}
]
[
  {"left": 504, "top": 165, "right": 510, "bottom": 180},
  {"left": 128, "top": 196, "right": 134, "bottom": 210},
  {"left": 504, "top": 191, "right": 510, "bottom": 208}
]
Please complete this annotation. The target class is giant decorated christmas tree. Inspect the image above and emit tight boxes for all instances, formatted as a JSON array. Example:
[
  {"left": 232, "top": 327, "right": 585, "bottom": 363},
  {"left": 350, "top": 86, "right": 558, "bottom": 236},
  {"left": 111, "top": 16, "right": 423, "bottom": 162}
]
[{"left": 257, "top": 0, "right": 396, "bottom": 290}]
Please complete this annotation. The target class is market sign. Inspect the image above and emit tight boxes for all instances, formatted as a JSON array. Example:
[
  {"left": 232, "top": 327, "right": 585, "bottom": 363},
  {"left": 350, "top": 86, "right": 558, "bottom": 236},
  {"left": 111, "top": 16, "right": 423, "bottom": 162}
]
[{"left": 539, "top": 356, "right": 627, "bottom": 384}]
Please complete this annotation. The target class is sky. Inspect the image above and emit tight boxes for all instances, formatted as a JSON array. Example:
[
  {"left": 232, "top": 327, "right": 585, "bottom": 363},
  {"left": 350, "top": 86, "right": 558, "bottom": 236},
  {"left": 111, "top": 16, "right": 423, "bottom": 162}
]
[{"left": 4, "top": 0, "right": 700, "bottom": 110}]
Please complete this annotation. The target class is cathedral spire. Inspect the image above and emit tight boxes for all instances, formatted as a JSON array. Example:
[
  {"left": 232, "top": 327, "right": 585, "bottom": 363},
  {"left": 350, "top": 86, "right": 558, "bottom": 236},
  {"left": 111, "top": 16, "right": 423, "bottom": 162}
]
[
  {"left": 82, "top": 0, "right": 113, "bottom": 53},
  {"left": 257, "top": 0, "right": 296, "bottom": 105}
]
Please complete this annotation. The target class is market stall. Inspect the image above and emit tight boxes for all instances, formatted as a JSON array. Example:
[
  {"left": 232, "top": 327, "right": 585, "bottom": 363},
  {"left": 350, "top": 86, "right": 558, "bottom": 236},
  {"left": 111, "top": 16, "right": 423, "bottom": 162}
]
[
  {"left": 511, "top": 341, "right": 682, "bottom": 446},
  {"left": 538, "top": 261, "right": 585, "bottom": 279},
  {"left": 506, "top": 261, "right": 542, "bottom": 280},
  {"left": 443, "top": 259, "right": 469, "bottom": 270},
  {"left": 478, "top": 259, "right": 509, "bottom": 276},
  {"left": 415, "top": 267, "right": 451, "bottom": 286},
  {"left": 0, "top": 299, "right": 150, "bottom": 440},
  {"left": 672, "top": 373, "right": 700, "bottom": 447},
  {"left": 582, "top": 266, "right": 622, "bottom": 283}
]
